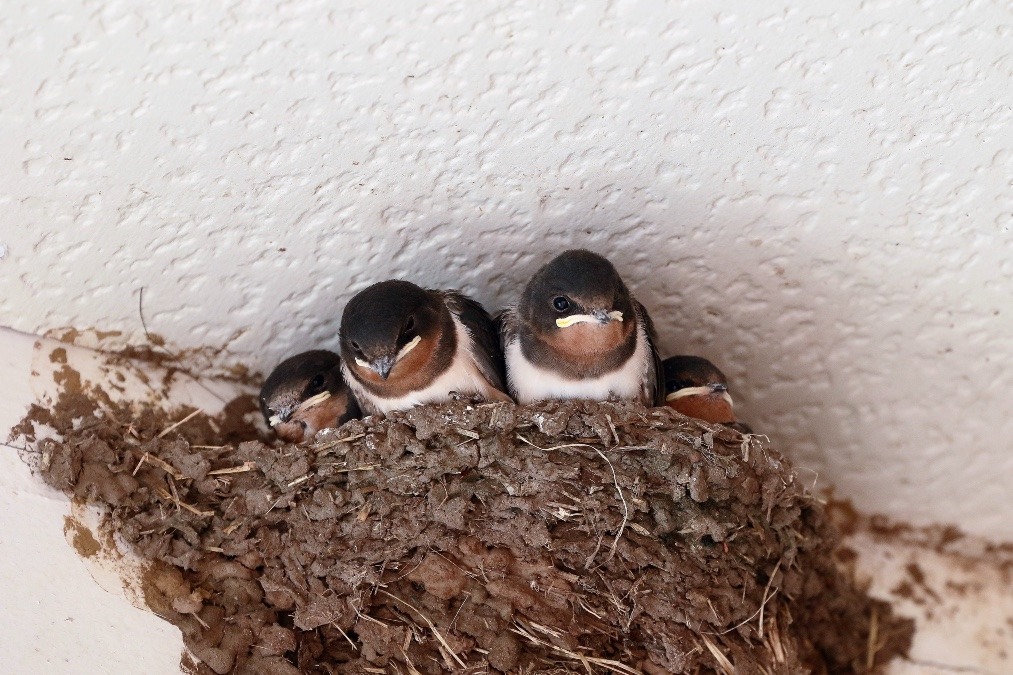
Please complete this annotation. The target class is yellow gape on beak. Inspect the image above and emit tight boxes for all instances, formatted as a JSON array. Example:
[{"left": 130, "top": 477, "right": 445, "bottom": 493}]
[
  {"left": 269, "top": 390, "right": 333, "bottom": 427},
  {"left": 556, "top": 310, "right": 623, "bottom": 328},
  {"left": 665, "top": 386, "right": 734, "bottom": 408},
  {"left": 297, "top": 390, "right": 332, "bottom": 411},
  {"left": 396, "top": 335, "right": 422, "bottom": 361}
]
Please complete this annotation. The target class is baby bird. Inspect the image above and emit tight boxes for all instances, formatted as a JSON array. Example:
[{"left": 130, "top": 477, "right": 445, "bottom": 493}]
[
  {"left": 499, "top": 249, "right": 663, "bottom": 406},
  {"left": 259, "top": 350, "right": 361, "bottom": 443},
  {"left": 339, "top": 279, "right": 511, "bottom": 415},
  {"left": 663, "top": 355, "right": 751, "bottom": 432}
]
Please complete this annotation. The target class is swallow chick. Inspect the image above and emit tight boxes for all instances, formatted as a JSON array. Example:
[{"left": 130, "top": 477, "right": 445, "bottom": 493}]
[
  {"left": 339, "top": 279, "right": 512, "bottom": 415},
  {"left": 259, "top": 350, "right": 361, "bottom": 443},
  {"left": 499, "top": 249, "right": 663, "bottom": 406},
  {"left": 663, "top": 355, "right": 751, "bottom": 432}
]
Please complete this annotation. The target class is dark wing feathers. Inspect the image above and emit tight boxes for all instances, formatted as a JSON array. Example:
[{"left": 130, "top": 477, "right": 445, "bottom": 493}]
[
  {"left": 635, "top": 300, "right": 665, "bottom": 407},
  {"left": 494, "top": 307, "right": 521, "bottom": 399},
  {"left": 495, "top": 307, "right": 519, "bottom": 350},
  {"left": 439, "top": 290, "right": 508, "bottom": 394}
]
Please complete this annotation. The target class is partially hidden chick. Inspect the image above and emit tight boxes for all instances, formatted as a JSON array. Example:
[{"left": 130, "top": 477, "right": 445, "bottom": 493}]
[
  {"left": 260, "top": 350, "right": 361, "bottom": 443},
  {"left": 662, "top": 355, "right": 751, "bottom": 433}
]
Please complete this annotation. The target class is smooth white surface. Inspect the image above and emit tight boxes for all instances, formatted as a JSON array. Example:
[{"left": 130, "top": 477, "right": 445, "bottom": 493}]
[
  {"left": 0, "top": 329, "right": 184, "bottom": 674},
  {"left": 0, "top": 2, "right": 1010, "bottom": 535},
  {"left": 846, "top": 529, "right": 1013, "bottom": 675}
]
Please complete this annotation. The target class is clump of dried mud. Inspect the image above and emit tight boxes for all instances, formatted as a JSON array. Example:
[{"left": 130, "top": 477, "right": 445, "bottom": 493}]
[{"left": 16, "top": 388, "right": 913, "bottom": 674}]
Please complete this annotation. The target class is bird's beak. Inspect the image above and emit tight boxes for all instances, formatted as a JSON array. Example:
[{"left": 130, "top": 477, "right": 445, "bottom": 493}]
[
  {"left": 709, "top": 383, "right": 734, "bottom": 407},
  {"left": 267, "top": 406, "right": 293, "bottom": 427},
  {"left": 556, "top": 310, "right": 624, "bottom": 328},
  {"left": 371, "top": 355, "right": 396, "bottom": 380}
]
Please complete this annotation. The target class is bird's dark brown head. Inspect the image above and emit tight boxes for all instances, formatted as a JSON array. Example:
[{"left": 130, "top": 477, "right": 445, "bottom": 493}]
[
  {"left": 519, "top": 249, "right": 635, "bottom": 358},
  {"left": 260, "top": 350, "right": 359, "bottom": 442},
  {"left": 662, "top": 355, "right": 729, "bottom": 395},
  {"left": 662, "top": 355, "right": 735, "bottom": 424},
  {"left": 339, "top": 279, "right": 447, "bottom": 384}
]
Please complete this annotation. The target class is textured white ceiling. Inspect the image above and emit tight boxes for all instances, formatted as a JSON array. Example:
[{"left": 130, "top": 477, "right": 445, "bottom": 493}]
[{"left": 2, "top": 0, "right": 1011, "bottom": 537}]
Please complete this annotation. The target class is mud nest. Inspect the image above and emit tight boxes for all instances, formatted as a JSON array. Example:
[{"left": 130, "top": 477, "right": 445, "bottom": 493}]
[{"left": 18, "top": 390, "right": 913, "bottom": 674}]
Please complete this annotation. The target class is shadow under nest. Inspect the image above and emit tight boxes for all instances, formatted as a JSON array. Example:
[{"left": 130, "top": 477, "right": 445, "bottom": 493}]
[{"left": 22, "top": 392, "right": 913, "bottom": 674}]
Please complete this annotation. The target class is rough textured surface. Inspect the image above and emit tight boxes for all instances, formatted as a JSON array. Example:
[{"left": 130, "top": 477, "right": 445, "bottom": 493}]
[
  {"left": 20, "top": 387, "right": 913, "bottom": 674},
  {"left": 829, "top": 506, "right": 1013, "bottom": 674},
  {"left": 1, "top": 0, "right": 1011, "bottom": 540}
]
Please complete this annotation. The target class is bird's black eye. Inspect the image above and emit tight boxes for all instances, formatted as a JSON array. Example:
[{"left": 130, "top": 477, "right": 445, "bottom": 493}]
[
  {"left": 552, "top": 296, "right": 570, "bottom": 312},
  {"left": 349, "top": 340, "right": 361, "bottom": 352},
  {"left": 404, "top": 316, "right": 416, "bottom": 333},
  {"left": 307, "top": 373, "right": 327, "bottom": 395}
]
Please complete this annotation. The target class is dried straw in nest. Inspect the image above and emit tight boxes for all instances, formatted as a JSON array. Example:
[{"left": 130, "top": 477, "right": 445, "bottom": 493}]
[{"left": 19, "top": 389, "right": 913, "bottom": 674}]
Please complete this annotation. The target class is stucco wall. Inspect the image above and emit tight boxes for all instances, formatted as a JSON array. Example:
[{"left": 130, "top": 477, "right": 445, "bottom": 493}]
[{"left": 2, "top": 0, "right": 1011, "bottom": 537}]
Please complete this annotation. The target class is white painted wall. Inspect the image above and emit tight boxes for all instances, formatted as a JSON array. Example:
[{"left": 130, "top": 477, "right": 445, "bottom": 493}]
[{"left": 2, "top": 0, "right": 1011, "bottom": 538}]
